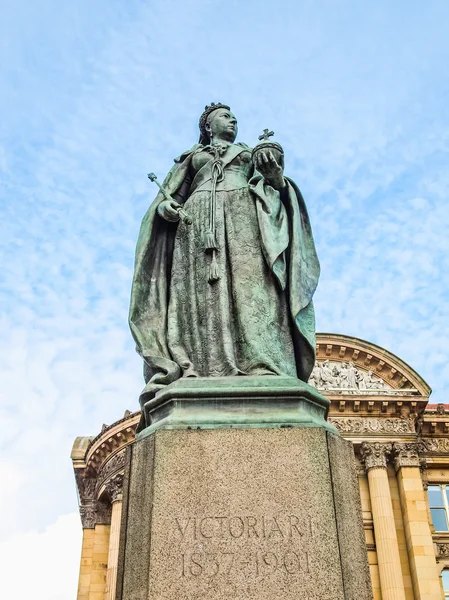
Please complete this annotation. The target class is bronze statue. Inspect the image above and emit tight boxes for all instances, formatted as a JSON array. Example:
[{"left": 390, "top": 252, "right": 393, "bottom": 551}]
[{"left": 129, "top": 103, "right": 320, "bottom": 410}]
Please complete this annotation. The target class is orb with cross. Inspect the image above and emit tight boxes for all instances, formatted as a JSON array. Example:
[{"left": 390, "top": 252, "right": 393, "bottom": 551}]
[{"left": 252, "top": 127, "right": 285, "bottom": 169}]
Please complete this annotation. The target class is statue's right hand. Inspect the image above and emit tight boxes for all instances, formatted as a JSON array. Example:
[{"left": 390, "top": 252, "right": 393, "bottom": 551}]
[{"left": 157, "top": 199, "right": 181, "bottom": 222}]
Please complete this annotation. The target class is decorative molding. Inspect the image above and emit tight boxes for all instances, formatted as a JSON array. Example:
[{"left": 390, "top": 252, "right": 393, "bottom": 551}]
[
  {"left": 77, "top": 475, "right": 97, "bottom": 501},
  {"left": 76, "top": 474, "right": 97, "bottom": 528},
  {"left": 329, "top": 415, "right": 416, "bottom": 434},
  {"left": 104, "top": 473, "right": 124, "bottom": 504},
  {"left": 392, "top": 442, "right": 420, "bottom": 471},
  {"left": 76, "top": 472, "right": 113, "bottom": 528},
  {"left": 436, "top": 543, "right": 449, "bottom": 558},
  {"left": 419, "top": 457, "right": 429, "bottom": 490},
  {"left": 85, "top": 410, "right": 139, "bottom": 456},
  {"left": 416, "top": 415, "right": 424, "bottom": 435},
  {"left": 96, "top": 449, "right": 126, "bottom": 496},
  {"left": 79, "top": 503, "right": 97, "bottom": 529},
  {"left": 79, "top": 499, "right": 111, "bottom": 528},
  {"left": 85, "top": 412, "right": 139, "bottom": 475},
  {"left": 419, "top": 419, "right": 449, "bottom": 436},
  {"left": 309, "top": 360, "right": 392, "bottom": 392},
  {"left": 360, "top": 442, "right": 392, "bottom": 470},
  {"left": 419, "top": 438, "right": 449, "bottom": 454}
]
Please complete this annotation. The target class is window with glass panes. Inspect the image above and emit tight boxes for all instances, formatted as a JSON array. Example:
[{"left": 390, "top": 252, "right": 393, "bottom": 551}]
[
  {"left": 428, "top": 485, "right": 449, "bottom": 532},
  {"left": 443, "top": 569, "right": 449, "bottom": 600}
]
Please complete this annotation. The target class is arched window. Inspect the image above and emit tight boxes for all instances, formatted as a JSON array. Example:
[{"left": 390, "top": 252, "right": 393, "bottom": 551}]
[{"left": 442, "top": 568, "right": 449, "bottom": 599}]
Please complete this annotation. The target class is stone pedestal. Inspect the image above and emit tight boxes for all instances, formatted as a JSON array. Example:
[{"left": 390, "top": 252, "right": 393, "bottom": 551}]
[{"left": 116, "top": 378, "right": 373, "bottom": 600}]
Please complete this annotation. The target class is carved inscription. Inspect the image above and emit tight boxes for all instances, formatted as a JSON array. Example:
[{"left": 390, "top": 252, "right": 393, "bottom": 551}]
[
  {"left": 174, "top": 514, "right": 312, "bottom": 580},
  {"left": 180, "top": 549, "right": 309, "bottom": 578},
  {"left": 175, "top": 514, "right": 310, "bottom": 540}
]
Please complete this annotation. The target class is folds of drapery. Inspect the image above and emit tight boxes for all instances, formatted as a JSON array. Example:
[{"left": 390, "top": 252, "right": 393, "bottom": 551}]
[{"left": 129, "top": 145, "right": 320, "bottom": 409}]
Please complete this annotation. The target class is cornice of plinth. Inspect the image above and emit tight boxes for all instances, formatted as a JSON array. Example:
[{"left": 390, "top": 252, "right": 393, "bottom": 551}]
[
  {"left": 137, "top": 376, "right": 335, "bottom": 438},
  {"left": 392, "top": 442, "right": 421, "bottom": 471},
  {"left": 360, "top": 441, "right": 393, "bottom": 471},
  {"left": 316, "top": 333, "right": 431, "bottom": 397}
]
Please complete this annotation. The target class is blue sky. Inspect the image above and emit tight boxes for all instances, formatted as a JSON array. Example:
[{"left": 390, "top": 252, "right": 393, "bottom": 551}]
[{"left": 1, "top": 1, "right": 449, "bottom": 597}]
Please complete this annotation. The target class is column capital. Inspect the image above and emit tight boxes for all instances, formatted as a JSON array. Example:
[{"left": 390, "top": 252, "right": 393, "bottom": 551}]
[
  {"left": 77, "top": 474, "right": 113, "bottom": 528},
  {"left": 360, "top": 442, "right": 392, "bottom": 471},
  {"left": 77, "top": 476, "right": 97, "bottom": 529},
  {"left": 392, "top": 442, "right": 420, "bottom": 471},
  {"left": 105, "top": 473, "right": 124, "bottom": 504},
  {"left": 80, "top": 503, "right": 97, "bottom": 529}
]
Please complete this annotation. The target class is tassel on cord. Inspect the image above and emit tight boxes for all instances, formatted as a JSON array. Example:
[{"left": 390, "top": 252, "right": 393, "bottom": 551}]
[
  {"left": 208, "top": 250, "right": 220, "bottom": 283},
  {"left": 204, "top": 147, "right": 224, "bottom": 283}
]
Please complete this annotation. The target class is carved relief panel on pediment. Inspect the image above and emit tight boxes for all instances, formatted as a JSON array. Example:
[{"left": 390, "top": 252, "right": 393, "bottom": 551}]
[{"left": 308, "top": 360, "right": 391, "bottom": 392}]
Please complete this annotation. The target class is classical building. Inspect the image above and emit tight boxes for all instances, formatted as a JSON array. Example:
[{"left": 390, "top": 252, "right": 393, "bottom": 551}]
[{"left": 71, "top": 333, "right": 449, "bottom": 600}]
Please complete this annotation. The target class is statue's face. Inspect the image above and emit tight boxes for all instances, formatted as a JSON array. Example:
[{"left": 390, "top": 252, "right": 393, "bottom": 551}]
[{"left": 206, "top": 108, "right": 238, "bottom": 142}]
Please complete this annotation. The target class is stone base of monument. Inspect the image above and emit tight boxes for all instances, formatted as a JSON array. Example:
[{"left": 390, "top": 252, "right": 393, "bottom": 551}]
[{"left": 116, "top": 378, "right": 373, "bottom": 600}]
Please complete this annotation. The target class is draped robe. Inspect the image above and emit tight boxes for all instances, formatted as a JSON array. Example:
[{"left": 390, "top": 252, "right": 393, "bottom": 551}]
[{"left": 129, "top": 143, "right": 320, "bottom": 413}]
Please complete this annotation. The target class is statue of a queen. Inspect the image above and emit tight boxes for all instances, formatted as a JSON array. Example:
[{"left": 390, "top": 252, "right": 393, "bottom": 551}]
[{"left": 129, "top": 103, "right": 320, "bottom": 413}]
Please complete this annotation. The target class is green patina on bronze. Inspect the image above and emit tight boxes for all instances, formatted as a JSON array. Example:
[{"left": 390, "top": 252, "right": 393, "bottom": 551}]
[
  {"left": 136, "top": 376, "right": 337, "bottom": 440},
  {"left": 129, "top": 104, "right": 320, "bottom": 430}
]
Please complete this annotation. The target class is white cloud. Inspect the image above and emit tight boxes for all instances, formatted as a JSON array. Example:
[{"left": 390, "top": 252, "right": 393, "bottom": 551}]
[{"left": 0, "top": 513, "right": 82, "bottom": 600}]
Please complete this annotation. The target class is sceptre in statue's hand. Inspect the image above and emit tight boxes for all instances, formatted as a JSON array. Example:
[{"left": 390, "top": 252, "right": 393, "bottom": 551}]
[{"left": 148, "top": 172, "right": 192, "bottom": 225}]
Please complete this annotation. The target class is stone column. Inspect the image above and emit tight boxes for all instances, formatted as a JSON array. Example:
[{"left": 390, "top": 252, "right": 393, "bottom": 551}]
[
  {"left": 360, "top": 442, "right": 406, "bottom": 600},
  {"left": 77, "top": 486, "right": 97, "bottom": 600},
  {"left": 105, "top": 474, "right": 124, "bottom": 600},
  {"left": 89, "top": 523, "right": 111, "bottom": 600},
  {"left": 77, "top": 527, "right": 95, "bottom": 600},
  {"left": 393, "top": 443, "right": 441, "bottom": 600},
  {"left": 76, "top": 475, "right": 111, "bottom": 600}
]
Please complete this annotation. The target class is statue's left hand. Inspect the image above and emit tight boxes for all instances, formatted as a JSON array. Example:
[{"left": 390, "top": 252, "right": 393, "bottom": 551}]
[{"left": 254, "top": 150, "right": 285, "bottom": 189}]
